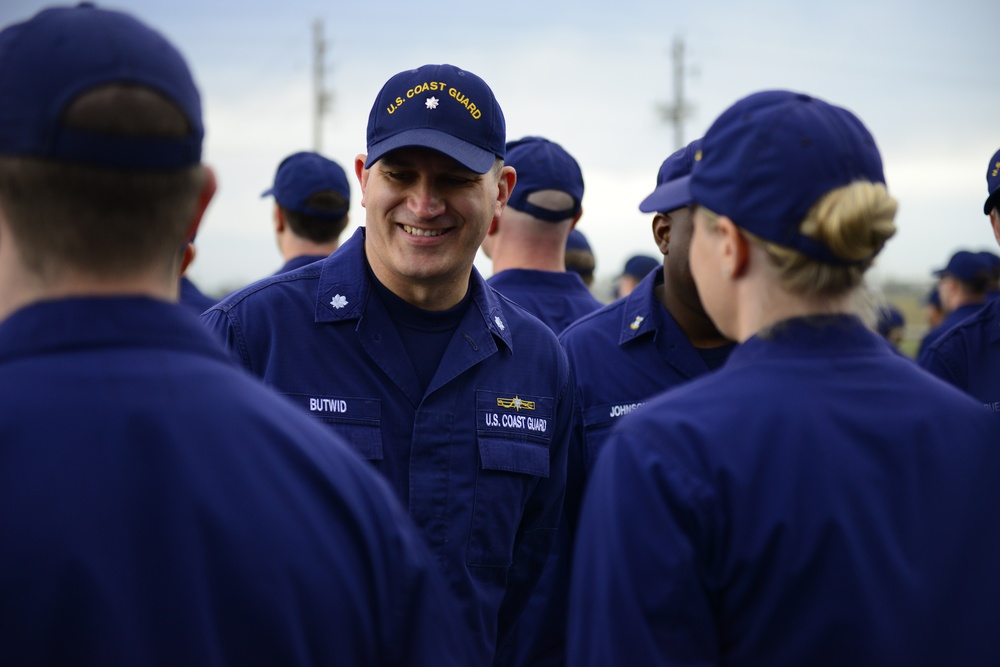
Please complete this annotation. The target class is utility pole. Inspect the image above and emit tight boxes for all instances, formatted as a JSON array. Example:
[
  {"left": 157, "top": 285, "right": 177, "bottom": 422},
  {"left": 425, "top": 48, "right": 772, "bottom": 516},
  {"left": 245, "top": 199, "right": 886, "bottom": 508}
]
[
  {"left": 312, "top": 19, "right": 332, "bottom": 152},
  {"left": 658, "top": 36, "right": 692, "bottom": 150}
]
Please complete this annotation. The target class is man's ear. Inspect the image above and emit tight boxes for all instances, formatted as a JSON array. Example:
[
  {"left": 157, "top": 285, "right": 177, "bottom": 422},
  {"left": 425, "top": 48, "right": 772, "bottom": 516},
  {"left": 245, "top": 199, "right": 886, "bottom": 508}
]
[
  {"left": 990, "top": 208, "right": 1000, "bottom": 247},
  {"left": 182, "top": 165, "right": 217, "bottom": 245},
  {"left": 180, "top": 242, "right": 196, "bottom": 276},
  {"left": 652, "top": 213, "right": 671, "bottom": 255},
  {"left": 493, "top": 165, "right": 516, "bottom": 223},
  {"left": 355, "top": 154, "right": 369, "bottom": 206},
  {"left": 274, "top": 204, "right": 286, "bottom": 233}
]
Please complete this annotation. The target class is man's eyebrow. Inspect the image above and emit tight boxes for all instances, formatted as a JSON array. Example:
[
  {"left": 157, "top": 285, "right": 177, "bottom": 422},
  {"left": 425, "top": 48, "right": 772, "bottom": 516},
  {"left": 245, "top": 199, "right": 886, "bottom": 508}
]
[
  {"left": 378, "top": 156, "right": 411, "bottom": 169},
  {"left": 379, "top": 155, "right": 479, "bottom": 178}
]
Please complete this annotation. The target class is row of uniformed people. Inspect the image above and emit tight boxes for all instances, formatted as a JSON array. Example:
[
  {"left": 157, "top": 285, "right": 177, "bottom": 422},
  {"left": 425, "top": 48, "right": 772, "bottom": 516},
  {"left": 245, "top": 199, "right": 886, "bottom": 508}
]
[{"left": 4, "top": 5, "right": 1000, "bottom": 667}]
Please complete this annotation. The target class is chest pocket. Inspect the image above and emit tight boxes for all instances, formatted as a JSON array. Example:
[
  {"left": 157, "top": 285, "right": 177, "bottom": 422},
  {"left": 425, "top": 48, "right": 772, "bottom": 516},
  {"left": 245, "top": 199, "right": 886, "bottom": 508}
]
[
  {"left": 468, "top": 390, "right": 553, "bottom": 568},
  {"left": 283, "top": 393, "right": 382, "bottom": 461}
]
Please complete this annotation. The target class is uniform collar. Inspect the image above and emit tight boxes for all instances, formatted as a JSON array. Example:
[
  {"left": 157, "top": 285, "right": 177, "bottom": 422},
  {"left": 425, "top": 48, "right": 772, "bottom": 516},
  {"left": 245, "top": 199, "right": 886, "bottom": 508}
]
[
  {"left": 314, "top": 226, "right": 514, "bottom": 352},
  {"left": 0, "top": 296, "right": 231, "bottom": 364},
  {"left": 726, "top": 314, "right": 887, "bottom": 368},
  {"left": 617, "top": 268, "right": 664, "bottom": 345}
]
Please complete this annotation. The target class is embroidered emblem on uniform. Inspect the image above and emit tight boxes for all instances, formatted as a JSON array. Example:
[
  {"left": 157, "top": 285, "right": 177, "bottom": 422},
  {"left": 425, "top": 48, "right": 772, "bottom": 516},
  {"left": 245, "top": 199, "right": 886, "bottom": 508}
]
[
  {"left": 494, "top": 316, "right": 505, "bottom": 331},
  {"left": 330, "top": 294, "right": 348, "bottom": 309},
  {"left": 497, "top": 395, "right": 535, "bottom": 411},
  {"left": 630, "top": 315, "right": 644, "bottom": 330},
  {"left": 425, "top": 96, "right": 439, "bottom": 110}
]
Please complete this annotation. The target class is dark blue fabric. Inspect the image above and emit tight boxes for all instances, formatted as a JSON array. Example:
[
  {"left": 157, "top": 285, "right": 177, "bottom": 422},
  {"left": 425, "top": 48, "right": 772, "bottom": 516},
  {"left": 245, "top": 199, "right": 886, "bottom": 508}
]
[
  {"left": 275, "top": 253, "right": 328, "bottom": 276},
  {"left": 370, "top": 267, "right": 469, "bottom": 395},
  {"left": 178, "top": 276, "right": 216, "bottom": 316},
  {"left": 916, "top": 302, "right": 984, "bottom": 357},
  {"left": 202, "top": 227, "right": 574, "bottom": 666},
  {"left": 919, "top": 297, "right": 1000, "bottom": 413},
  {"left": 569, "top": 315, "right": 1000, "bottom": 666},
  {"left": 0, "top": 296, "right": 474, "bottom": 666},
  {"left": 559, "top": 269, "right": 734, "bottom": 478},
  {"left": 487, "top": 268, "right": 602, "bottom": 334}
]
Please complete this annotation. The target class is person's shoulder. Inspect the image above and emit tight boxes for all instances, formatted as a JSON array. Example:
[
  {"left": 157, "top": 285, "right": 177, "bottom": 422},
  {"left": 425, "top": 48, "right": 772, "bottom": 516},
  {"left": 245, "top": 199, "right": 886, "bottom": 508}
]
[
  {"left": 487, "top": 285, "right": 568, "bottom": 357},
  {"left": 210, "top": 262, "right": 324, "bottom": 314},
  {"left": 560, "top": 297, "right": 626, "bottom": 342},
  {"left": 492, "top": 287, "right": 557, "bottom": 333},
  {"left": 924, "top": 299, "right": 1000, "bottom": 358}
]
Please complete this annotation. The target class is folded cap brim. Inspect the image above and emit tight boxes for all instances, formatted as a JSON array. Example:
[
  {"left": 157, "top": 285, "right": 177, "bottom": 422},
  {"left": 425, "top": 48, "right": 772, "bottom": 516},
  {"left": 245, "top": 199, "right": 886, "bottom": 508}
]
[
  {"left": 364, "top": 128, "right": 496, "bottom": 174},
  {"left": 638, "top": 174, "right": 692, "bottom": 213},
  {"left": 261, "top": 187, "right": 275, "bottom": 198}
]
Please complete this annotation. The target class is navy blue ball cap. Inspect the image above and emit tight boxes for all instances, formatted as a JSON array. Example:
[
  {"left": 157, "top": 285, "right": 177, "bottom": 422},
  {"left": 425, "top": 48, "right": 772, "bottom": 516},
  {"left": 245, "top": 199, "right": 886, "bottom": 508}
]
[
  {"left": 984, "top": 147, "right": 1000, "bottom": 215},
  {"left": 638, "top": 138, "right": 702, "bottom": 214},
  {"left": 690, "top": 90, "right": 885, "bottom": 265},
  {"left": 566, "top": 228, "right": 592, "bottom": 253},
  {"left": 622, "top": 254, "right": 660, "bottom": 278},
  {"left": 505, "top": 136, "right": 584, "bottom": 222},
  {"left": 933, "top": 250, "right": 992, "bottom": 283},
  {"left": 0, "top": 3, "right": 203, "bottom": 170},
  {"left": 364, "top": 64, "right": 505, "bottom": 174},
  {"left": 262, "top": 151, "right": 350, "bottom": 219},
  {"left": 876, "top": 304, "right": 905, "bottom": 336},
  {"left": 925, "top": 286, "right": 941, "bottom": 308},
  {"left": 979, "top": 250, "right": 1000, "bottom": 270}
]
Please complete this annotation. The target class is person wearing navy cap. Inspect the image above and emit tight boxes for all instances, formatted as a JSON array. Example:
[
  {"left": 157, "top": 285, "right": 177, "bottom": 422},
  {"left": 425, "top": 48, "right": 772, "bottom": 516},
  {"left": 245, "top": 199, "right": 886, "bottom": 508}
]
[
  {"left": 262, "top": 150, "right": 352, "bottom": 274},
  {"left": 568, "top": 90, "right": 1000, "bottom": 666},
  {"left": 875, "top": 302, "right": 906, "bottom": 349},
  {"left": 924, "top": 284, "right": 944, "bottom": 330},
  {"left": 616, "top": 254, "right": 660, "bottom": 297},
  {"left": 202, "top": 63, "right": 573, "bottom": 667},
  {"left": 0, "top": 6, "right": 476, "bottom": 665},
  {"left": 915, "top": 249, "right": 992, "bottom": 357},
  {"left": 560, "top": 138, "right": 734, "bottom": 480},
  {"left": 481, "top": 135, "right": 602, "bottom": 333},
  {"left": 918, "top": 147, "right": 1000, "bottom": 412},
  {"left": 565, "top": 228, "right": 597, "bottom": 286}
]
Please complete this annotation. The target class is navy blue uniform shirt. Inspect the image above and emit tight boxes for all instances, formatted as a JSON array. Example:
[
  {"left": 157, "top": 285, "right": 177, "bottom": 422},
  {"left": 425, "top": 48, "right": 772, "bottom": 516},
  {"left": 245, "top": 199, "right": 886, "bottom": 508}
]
[
  {"left": 487, "top": 268, "right": 603, "bottom": 333},
  {"left": 559, "top": 268, "right": 734, "bottom": 476},
  {"left": 276, "top": 253, "right": 327, "bottom": 275},
  {"left": 917, "top": 302, "right": 983, "bottom": 357},
  {"left": 919, "top": 296, "right": 1000, "bottom": 413},
  {"left": 0, "top": 297, "right": 474, "bottom": 666},
  {"left": 202, "top": 227, "right": 574, "bottom": 666},
  {"left": 178, "top": 275, "right": 216, "bottom": 315},
  {"left": 569, "top": 315, "right": 1000, "bottom": 666}
]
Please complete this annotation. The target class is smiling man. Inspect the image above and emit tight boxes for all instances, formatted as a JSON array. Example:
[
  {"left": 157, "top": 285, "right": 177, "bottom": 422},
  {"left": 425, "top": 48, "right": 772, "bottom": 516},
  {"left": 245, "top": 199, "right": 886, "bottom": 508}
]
[{"left": 202, "top": 63, "right": 575, "bottom": 667}]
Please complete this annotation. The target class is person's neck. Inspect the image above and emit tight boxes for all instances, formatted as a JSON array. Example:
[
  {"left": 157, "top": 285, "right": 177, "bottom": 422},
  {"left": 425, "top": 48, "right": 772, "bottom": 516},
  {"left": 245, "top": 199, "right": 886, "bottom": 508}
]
[
  {"left": 490, "top": 244, "right": 566, "bottom": 274},
  {"left": 657, "top": 282, "right": 730, "bottom": 348},
  {"left": 281, "top": 235, "right": 339, "bottom": 263},
  {"left": 366, "top": 262, "right": 472, "bottom": 312},
  {"left": 734, "top": 285, "right": 853, "bottom": 343},
  {"left": 0, "top": 272, "right": 178, "bottom": 323}
]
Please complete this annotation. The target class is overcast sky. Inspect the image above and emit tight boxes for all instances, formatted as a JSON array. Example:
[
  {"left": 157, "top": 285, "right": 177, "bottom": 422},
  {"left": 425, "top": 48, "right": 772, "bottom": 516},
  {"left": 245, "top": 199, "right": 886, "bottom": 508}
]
[{"left": 4, "top": 0, "right": 998, "bottom": 294}]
